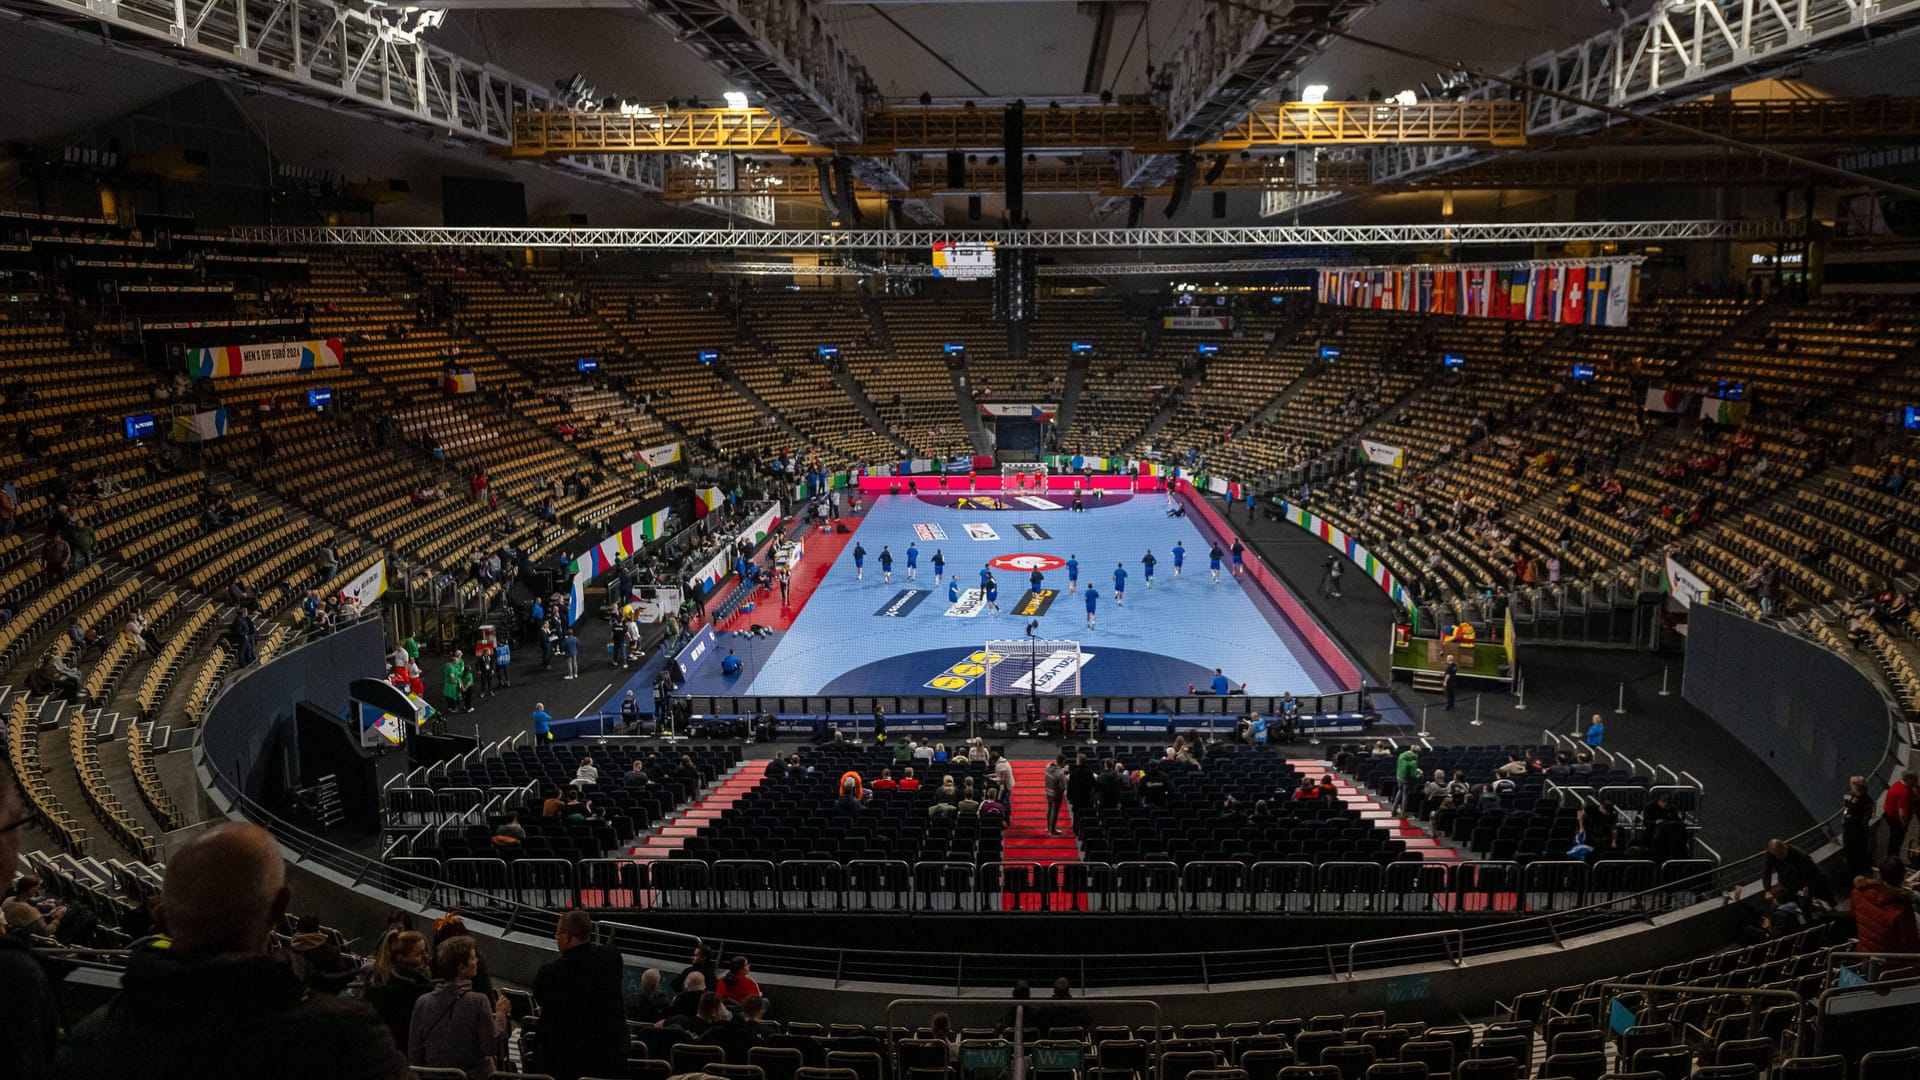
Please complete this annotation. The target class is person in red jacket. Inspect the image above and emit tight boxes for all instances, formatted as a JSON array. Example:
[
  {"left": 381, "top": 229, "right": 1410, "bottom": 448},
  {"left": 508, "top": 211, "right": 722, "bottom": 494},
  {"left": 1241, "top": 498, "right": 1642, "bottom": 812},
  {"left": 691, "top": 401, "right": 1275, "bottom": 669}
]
[
  {"left": 1884, "top": 770, "right": 1916, "bottom": 862},
  {"left": 1852, "top": 858, "right": 1920, "bottom": 974},
  {"left": 715, "top": 956, "right": 761, "bottom": 1006}
]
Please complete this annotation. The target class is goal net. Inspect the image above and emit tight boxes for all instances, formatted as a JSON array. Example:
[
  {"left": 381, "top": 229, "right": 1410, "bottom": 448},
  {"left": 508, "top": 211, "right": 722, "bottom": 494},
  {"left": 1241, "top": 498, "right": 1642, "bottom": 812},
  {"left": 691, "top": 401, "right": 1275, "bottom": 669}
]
[
  {"left": 984, "top": 639, "right": 1084, "bottom": 695},
  {"left": 1000, "top": 462, "right": 1049, "bottom": 492}
]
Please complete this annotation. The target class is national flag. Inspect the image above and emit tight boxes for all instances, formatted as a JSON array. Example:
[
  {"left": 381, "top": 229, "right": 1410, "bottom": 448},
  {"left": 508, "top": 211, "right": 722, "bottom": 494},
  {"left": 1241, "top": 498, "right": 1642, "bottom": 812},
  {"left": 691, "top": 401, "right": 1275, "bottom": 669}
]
[
  {"left": 1492, "top": 270, "right": 1511, "bottom": 319},
  {"left": 1563, "top": 266, "right": 1587, "bottom": 325},
  {"left": 1586, "top": 266, "right": 1611, "bottom": 325},
  {"left": 694, "top": 487, "right": 724, "bottom": 518},
  {"left": 1605, "top": 266, "right": 1632, "bottom": 327},
  {"left": 1507, "top": 269, "right": 1529, "bottom": 320},
  {"left": 1644, "top": 387, "right": 1688, "bottom": 413}
]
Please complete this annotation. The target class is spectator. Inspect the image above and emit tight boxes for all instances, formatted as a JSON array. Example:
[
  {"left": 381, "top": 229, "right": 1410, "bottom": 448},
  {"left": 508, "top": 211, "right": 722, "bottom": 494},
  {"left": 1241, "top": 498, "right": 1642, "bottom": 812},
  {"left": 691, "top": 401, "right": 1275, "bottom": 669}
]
[
  {"left": 531, "top": 702, "right": 553, "bottom": 743},
  {"left": 1884, "top": 770, "right": 1916, "bottom": 862},
  {"left": 1844, "top": 775, "right": 1875, "bottom": 880},
  {"left": 1851, "top": 857, "right": 1920, "bottom": 969},
  {"left": 43, "top": 530, "right": 72, "bottom": 580},
  {"left": 53, "top": 822, "right": 407, "bottom": 1079},
  {"left": 628, "top": 968, "right": 670, "bottom": 1024},
  {"left": 284, "top": 915, "right": 349, "bottom": 988},
  {"left": 1762, "top": 837, "right": 1830, "bottom": 906},
  {"left": 366, "top": 929, "right": 433, "bottom": 1048},
  {"left": 442, "top": 650, "right": 472, "bottom": 715},
  {"left": 669, "top": 970, "right": 709, "bottom": 1018},
  {"left": 407, "top": 937, "right": 511, "bottom": 1080},
  {"left": 1392, "top": 745, "right": 1420, "bottom": 814},
  {"left": 572, "top": 756, "right": 599, "bottom": 789},
  {"left": 530, "top": 910, "right": 626, "bottom": 1080},
  {"left": 1584, "top": 714, "right": 1605, "bottom": 748},
  {"left": 0, "top": 764, "right": 57, "bottom": 1077}
]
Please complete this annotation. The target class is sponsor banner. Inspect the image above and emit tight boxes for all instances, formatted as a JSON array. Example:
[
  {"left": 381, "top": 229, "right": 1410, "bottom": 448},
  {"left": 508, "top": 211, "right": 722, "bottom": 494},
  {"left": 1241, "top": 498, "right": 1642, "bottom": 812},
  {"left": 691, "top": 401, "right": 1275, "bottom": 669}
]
[
  {"left": 1014, "top": 495, "right": 1063, "bottom": 511},
  {"left": 914, "top": 523, "right": 948, "bottom": 541},
  {"left": 980, "top": 402, "right": 1059, "bottom": 420},
  {"left": 1360, "top": 439, "right": 1406, "bottom": 468},
  {"left": 954, "top": 495, "right": 1006, "bottom": 510},
  {"left": 169, "top": 407, "right": 229, "bottom": 443},
  {"left": 944, "top": 589, "right": 988, "bottom": 618},
  {"left": 1014, "top": 523, "right": 1052, "bottom": 541},
  {"left": 1162, "top": 313, "right": 1233, "bottom": 331},
  {"left": 676, "top": 625, "right": 718, "bottom": 676},
  {"left": 636, "top": 441, "right": 683, "bottom": 472},
  {"left": 342, "top": 559, "right": 387, "bottom": 605},
  {"left": 924, "top": 648, "right": 1003, "bottom": 691},
  {"left": 1664, "top": 555, "right": 1711, "bottom": 609},
  {"left": 1010, "top": 649, "right": 1096, "bottom": 693},
  {"left": 874, "top": 589, "right": 932, "bottom": 617},
  {"left": 1278, "top": 500, "right": 1416, "bottom": 613},
  {"left": 689, "top": 504, "right": 782, "bottom": 595},
  {"left": 964, "top": 523, "right": 1000, "bottom": 541},
  {"left": 1010, "top": 588, "right": 1058, "bottom": 618},
  {"left": 988, "top": 553, "right": 1065, "bottom": 573},
  {"left": 186, "top": 337, "right": 344, "bottom": 379}
]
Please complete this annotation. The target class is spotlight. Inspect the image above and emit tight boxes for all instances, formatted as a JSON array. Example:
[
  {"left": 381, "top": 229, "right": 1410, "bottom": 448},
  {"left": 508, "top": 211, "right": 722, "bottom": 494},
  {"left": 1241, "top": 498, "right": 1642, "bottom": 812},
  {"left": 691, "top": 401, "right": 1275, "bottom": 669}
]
[
  {"left": 1301, "top": 84, "right": 1329, "bottom": 104},
  {"left": 667, "top": 97, "right": 680, "bottom": 109},
  {"left": 1048, "top": 101, "right": 1060, "bottom": 109},
  {"left": 987, "top": 155, "right": 999, "bottom": 166},
  {"left": 1099, "top": 89, "right": 1113, "bottom": 104},
  {"left": 723, "top": 91, "right": 749, "bottom": 109},
  {"left": 687, "top": 96, "right": 704, "bottom": 109},
  {"left": 1026, "top": 153, "right": 1037, "bottom": 164},
  {"left": 964, "top": 100, "right": 976, "bottom": 109}
]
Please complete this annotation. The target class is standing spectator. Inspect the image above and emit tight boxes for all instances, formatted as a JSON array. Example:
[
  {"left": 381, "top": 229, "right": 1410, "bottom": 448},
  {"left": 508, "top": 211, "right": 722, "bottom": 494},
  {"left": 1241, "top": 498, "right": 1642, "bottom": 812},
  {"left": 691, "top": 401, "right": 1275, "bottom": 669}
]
[
  {"left": 408, "top": 938, "right": 511, "bottom": 1080},
  {"left": 1393, "top": 745, "right": 1421, "bottom": 814},
  {"left": 366, "top": 930, "right": 433, "bottom": 1049},
  {"left": 1066, "top": 753, "right": 1095, "bottom": 813},
  {"left": 1043, "top": 755, "right": 1068, "bottom": 836},
  {"left": 1844, "top": 775, "right": 1875, "bottom": 880},
  {"left": 1441, "top": 653, "right": 1458, "bottom": 710},
  {"left": 1761, "top": 838, "right": 1830, "bottom": 906},
  {"left": 43, "top": 530, "right": 72, "bottom": 580},
  {"left": 53, "top": 823, "right": 408, "bottom": 1079},
  {"left": 1884, "top": 770, "right": 1916, "bottom": 863},
  {"left": 1585, "top": 715, "right": 1605, "bottom": 748},
  {"left": 530, "top": 910, "right": 627, "bottom": 1080},
  {"left": 494, "top": 638, "right": 512, "bottom": 688},
  {"left": 531, "top": 702, "right": 553, "bottom": 743},
  {"left": 229, "top": 605, "right": 257, "bottom": 667},
  {"left": 561, "top": 624, "right": 580, "bottom": 679},
  {"left": 0, "top": 475, "right": 15, "bottom": 539}
]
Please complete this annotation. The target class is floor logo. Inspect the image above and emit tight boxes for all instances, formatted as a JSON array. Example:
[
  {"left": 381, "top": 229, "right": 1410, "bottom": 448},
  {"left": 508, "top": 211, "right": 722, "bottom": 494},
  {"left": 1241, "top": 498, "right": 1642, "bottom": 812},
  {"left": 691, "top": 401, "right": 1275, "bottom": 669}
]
[
  {"left": 963, "top": 522, "right": 1000, "bottom": 541},
  {"left": 924, "top": 649, "right": 1005, "bottom": 692},
  {"left": 1015, "top": 495, "right": 1063, "bottom": 511},
  {"left": 1009, "top": 649, "right": 1095, "bottom": 693},
  {"left": 944, "top": 588, "right": 986, "bottom": 618},
  {"left": 1011, "top": 588, "right": 1058, "bottom": 617},
  {"left": 874, "top": 589, "right": 930, "bottom": 617},
  {"left": 955, "top": 496, "right": 1006, "bottom": 510},
  {"left": 988, "top": 553, "right": 1065, "bottom": 573},
  {"left": 1013, "top": 523, "right": 1051, "bottom": 541},
  {"left": 913, "top": 523, "right": 947, "bottom": 541}
]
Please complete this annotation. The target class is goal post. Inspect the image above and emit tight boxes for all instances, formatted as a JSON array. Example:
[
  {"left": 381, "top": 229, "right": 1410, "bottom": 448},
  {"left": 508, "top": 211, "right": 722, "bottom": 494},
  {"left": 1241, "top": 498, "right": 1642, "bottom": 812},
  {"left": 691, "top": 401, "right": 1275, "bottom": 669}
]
[
  {"left": 984, "top": 638, "right": 1084, "bottom": 695},
  {"left": 1000, "top": 462, "right": 1049, "bottom": 492}
]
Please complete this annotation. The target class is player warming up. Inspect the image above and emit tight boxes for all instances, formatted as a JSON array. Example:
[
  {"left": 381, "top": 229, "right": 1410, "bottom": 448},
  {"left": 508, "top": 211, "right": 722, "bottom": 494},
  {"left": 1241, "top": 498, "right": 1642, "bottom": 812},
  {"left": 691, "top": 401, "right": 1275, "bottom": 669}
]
[
  {"left": 1084, "top": 585, "right": 1099, "bottom": 630},
  {"left": 948, "top": 577, "right": 960, "bottom": 604},
  {"left": 1142, "top": 549, "right": 1156, "bottom": 588},
  {"left": 1172, "top": 541, "right": 1185, "bottom": 577},
  {"left": 879, "top": 545, "right": 894, "bottom": 584},
  {"left": 853, "top": 541, "right": 867, "bottom": 581},
  {"left": 1066, "top": 554, "right": 1080, "bottom": 595},
  {"left": 1113, "top": 562, "right": 1128, "bottom": 606},
  {"left": 1209, "top": 543, "right": 1224, "bottom": 583},
  {"left": 985, "top": 573, "right": 1001, "bottom": 616},
  {"left": 932, "top": 548, "right": 945, "bottom": 583},
  {"left": 905, "top": 541, "right": 919, "bottom": 581},
  {"left": 1231, "top": 539, "right": 1246, "bottom": 577},
  {"left": 1030, "top": 567, "right": 1045, "bottom": 594}
]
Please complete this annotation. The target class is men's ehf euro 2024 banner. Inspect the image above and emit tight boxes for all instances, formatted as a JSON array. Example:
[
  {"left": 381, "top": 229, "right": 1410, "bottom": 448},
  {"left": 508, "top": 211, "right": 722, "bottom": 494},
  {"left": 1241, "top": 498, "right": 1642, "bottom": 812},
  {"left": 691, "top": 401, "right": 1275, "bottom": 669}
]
[
  {"left": 1317, "top": 258, "right": 1636, "bottom": 328},
  {"left": 186, "top": 338, "right": 344, "bottom": 379}
]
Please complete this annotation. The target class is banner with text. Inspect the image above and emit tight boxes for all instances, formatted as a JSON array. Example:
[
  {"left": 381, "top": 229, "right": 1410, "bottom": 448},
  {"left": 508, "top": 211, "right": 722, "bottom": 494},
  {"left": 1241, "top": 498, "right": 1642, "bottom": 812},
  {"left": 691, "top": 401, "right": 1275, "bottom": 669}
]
[
  {"left": 1360, "top": 439, "right": 1406, "bottom": 468},
  {"left": 187, "top": 337, "right": 344, "bottom": 379},
  {"left": 1663, "top": 555, "right": 1711, "bottom": 609},
  {"left": 636, "top": 442, "right": 683, "bottom": 473},
  {"left": 342, "top": 559, "right": 387, "bottom": 605},
  {"left": 1318, "top": 259, "right": 1635, "bottom": 327}
]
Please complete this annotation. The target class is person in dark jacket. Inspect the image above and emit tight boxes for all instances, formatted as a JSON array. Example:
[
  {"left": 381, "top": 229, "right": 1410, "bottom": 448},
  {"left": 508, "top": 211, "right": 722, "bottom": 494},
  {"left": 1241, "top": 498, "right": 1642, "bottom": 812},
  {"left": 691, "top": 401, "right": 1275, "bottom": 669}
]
[
  {"left": 1066, "top": 753, "right": 1095, "bottom": 810},
  {"left": 673, "top": 940, "right": 716, "bottom": 994},
  {"left": 531, "top": 910, "right": 627, "bottom": 1080},
  {"left": 53, "top": 822, "right": 407, "bottom": 1080},
  {"left": 0, "top": 767, "right": 58, "bottom": 1077},
  {"left": 365, "top": 929, "right": 433, "bottom": 1048}
]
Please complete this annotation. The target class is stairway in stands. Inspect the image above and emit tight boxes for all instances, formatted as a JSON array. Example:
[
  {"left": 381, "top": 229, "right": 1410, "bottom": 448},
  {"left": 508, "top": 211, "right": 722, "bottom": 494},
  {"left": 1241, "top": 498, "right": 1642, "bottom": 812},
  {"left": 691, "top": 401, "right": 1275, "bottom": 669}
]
[
  {"left": 625, "top": 762, "right": 762, "bottom": 862},
  {"left": 1001, "top": 760, "right": 1082, "bottom": 911},
  {"left": 1284, "top": 757, "right": 1461, "bottom": 865}
]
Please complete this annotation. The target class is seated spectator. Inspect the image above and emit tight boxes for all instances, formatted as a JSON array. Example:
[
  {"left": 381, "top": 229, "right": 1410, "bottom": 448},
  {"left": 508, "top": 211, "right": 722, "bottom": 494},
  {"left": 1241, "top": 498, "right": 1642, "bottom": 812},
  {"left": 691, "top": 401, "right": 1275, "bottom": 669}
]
[
  {"left": 628, "top": 968, "right": 670, "bottom": 1024},
  {"left": 572, "top": 756, "right": 599, "bottom": 789},
  {"left": 897, "top": 768, "right": 921, "bottom": 792},
  {"left": 667, "top": 970, "right": 708, "bottom": 1019},
  {"left": 979, "top": 787, "right": 1008, "bottom": 818},
  {"left": 2, "top": 876, "right": 67, "bottom": 940},
  {"left": 53, "top": 822, "right": 408, "bottom": 1079},
  {"left": 715, "top": 955, "right": 761, "bottom": 1007},
  {"left": 870, "top": 768, "right": 898, "bottom": 792}
]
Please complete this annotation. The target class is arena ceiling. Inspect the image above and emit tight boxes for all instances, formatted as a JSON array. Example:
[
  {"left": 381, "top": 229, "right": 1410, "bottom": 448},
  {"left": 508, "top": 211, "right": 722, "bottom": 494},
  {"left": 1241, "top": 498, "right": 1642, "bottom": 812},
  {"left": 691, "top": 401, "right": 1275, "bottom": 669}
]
[{"left": 5, "top": 0, "right": 1920, "bottom": 230}]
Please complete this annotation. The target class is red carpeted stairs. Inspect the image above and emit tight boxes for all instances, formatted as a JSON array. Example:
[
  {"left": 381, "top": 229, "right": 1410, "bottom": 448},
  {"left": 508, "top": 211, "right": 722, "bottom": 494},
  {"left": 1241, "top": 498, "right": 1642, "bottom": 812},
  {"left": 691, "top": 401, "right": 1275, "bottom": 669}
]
[
  {"left": 627, "top": 763, "right": 762, "bottom": 863},
  {"left": 1001, "top": 760, "right": 1084, "bottom": 911}
]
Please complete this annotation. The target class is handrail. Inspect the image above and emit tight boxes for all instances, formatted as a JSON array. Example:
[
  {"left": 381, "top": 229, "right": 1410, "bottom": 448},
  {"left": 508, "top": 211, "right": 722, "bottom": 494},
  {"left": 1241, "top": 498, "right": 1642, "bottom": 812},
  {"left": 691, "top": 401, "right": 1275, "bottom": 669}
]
[
  {"left": 1347, "top": 928, "right": 1464, "bottom": 979},
  {"left": 1598, "top": 980, "right": 1808, "bottom": 1058}
]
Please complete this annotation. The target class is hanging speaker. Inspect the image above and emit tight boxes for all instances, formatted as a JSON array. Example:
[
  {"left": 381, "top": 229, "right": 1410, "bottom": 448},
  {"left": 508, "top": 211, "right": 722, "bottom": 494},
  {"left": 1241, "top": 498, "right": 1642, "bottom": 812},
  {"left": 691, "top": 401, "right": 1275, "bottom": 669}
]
[
  {"left": 946, "top": 150, "right": 965, "bottom": 189},
  {"left": 1127, "top": 195, "right": 1145, "bottom": 228},
  {"left": 968, "top": 195, "right": 982, "bottom": 221},
  {"left": 1203, "top": 154, "right": 1227, "bottom": 185},
  {"left": 1164, "top": 156, "right": 1196, "bottom": 218},
  {"left": 1003, "top": 102, "right": 1025, "bottom": 222},
  {"left": 816, "top": 160, "right": 840, "bottom": 217},
  {"left": 1212, "top": 191, "right": 1227, "bottom": 219},
  {"left": 834, "top": 159, "right": 863, "bottom": 223}
]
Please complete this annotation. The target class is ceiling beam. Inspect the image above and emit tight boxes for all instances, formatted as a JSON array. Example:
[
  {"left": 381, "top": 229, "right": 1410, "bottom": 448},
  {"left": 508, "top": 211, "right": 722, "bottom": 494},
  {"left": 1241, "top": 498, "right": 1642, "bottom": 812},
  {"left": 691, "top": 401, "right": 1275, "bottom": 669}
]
[{"left": 227, "top": 219, "right": 1799, "bottom": 250}]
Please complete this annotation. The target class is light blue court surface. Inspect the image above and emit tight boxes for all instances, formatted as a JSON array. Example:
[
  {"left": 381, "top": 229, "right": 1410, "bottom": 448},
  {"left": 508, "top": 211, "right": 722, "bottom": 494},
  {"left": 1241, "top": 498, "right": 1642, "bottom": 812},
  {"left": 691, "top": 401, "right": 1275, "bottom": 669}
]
[{"left": 695, "top": 492, "right": 1350, "bottom": 697}]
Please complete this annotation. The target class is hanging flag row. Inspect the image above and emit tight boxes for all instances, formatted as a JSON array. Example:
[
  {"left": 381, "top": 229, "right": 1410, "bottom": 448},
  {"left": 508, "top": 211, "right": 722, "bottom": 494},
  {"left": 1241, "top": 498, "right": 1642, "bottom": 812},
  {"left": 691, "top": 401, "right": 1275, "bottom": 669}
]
[{"left": 1316, "top": 258, "right": 1637, "bottom": 327}]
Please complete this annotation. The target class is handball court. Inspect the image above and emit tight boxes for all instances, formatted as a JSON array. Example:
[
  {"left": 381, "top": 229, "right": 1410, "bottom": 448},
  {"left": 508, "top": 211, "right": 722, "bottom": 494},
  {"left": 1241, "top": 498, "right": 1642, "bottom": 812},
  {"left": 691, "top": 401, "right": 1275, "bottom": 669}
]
[{"left": 681, "top": 481, "right": 1358, "bottom": 699}]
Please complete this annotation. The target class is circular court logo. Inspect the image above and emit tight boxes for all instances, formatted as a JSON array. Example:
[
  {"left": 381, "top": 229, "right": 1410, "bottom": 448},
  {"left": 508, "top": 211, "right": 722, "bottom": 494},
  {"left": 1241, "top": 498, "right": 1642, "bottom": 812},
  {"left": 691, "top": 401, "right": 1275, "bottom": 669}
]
[{"left": 989, "top": 553, "right": 1065, "bottom": 572}]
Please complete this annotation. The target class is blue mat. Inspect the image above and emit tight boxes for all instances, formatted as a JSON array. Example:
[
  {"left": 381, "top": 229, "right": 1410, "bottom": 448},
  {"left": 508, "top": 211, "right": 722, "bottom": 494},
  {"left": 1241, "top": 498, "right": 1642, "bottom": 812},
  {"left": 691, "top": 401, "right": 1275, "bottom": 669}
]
[{"left": 708, "top": 493, "right": 1347, "bottom": 697}]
